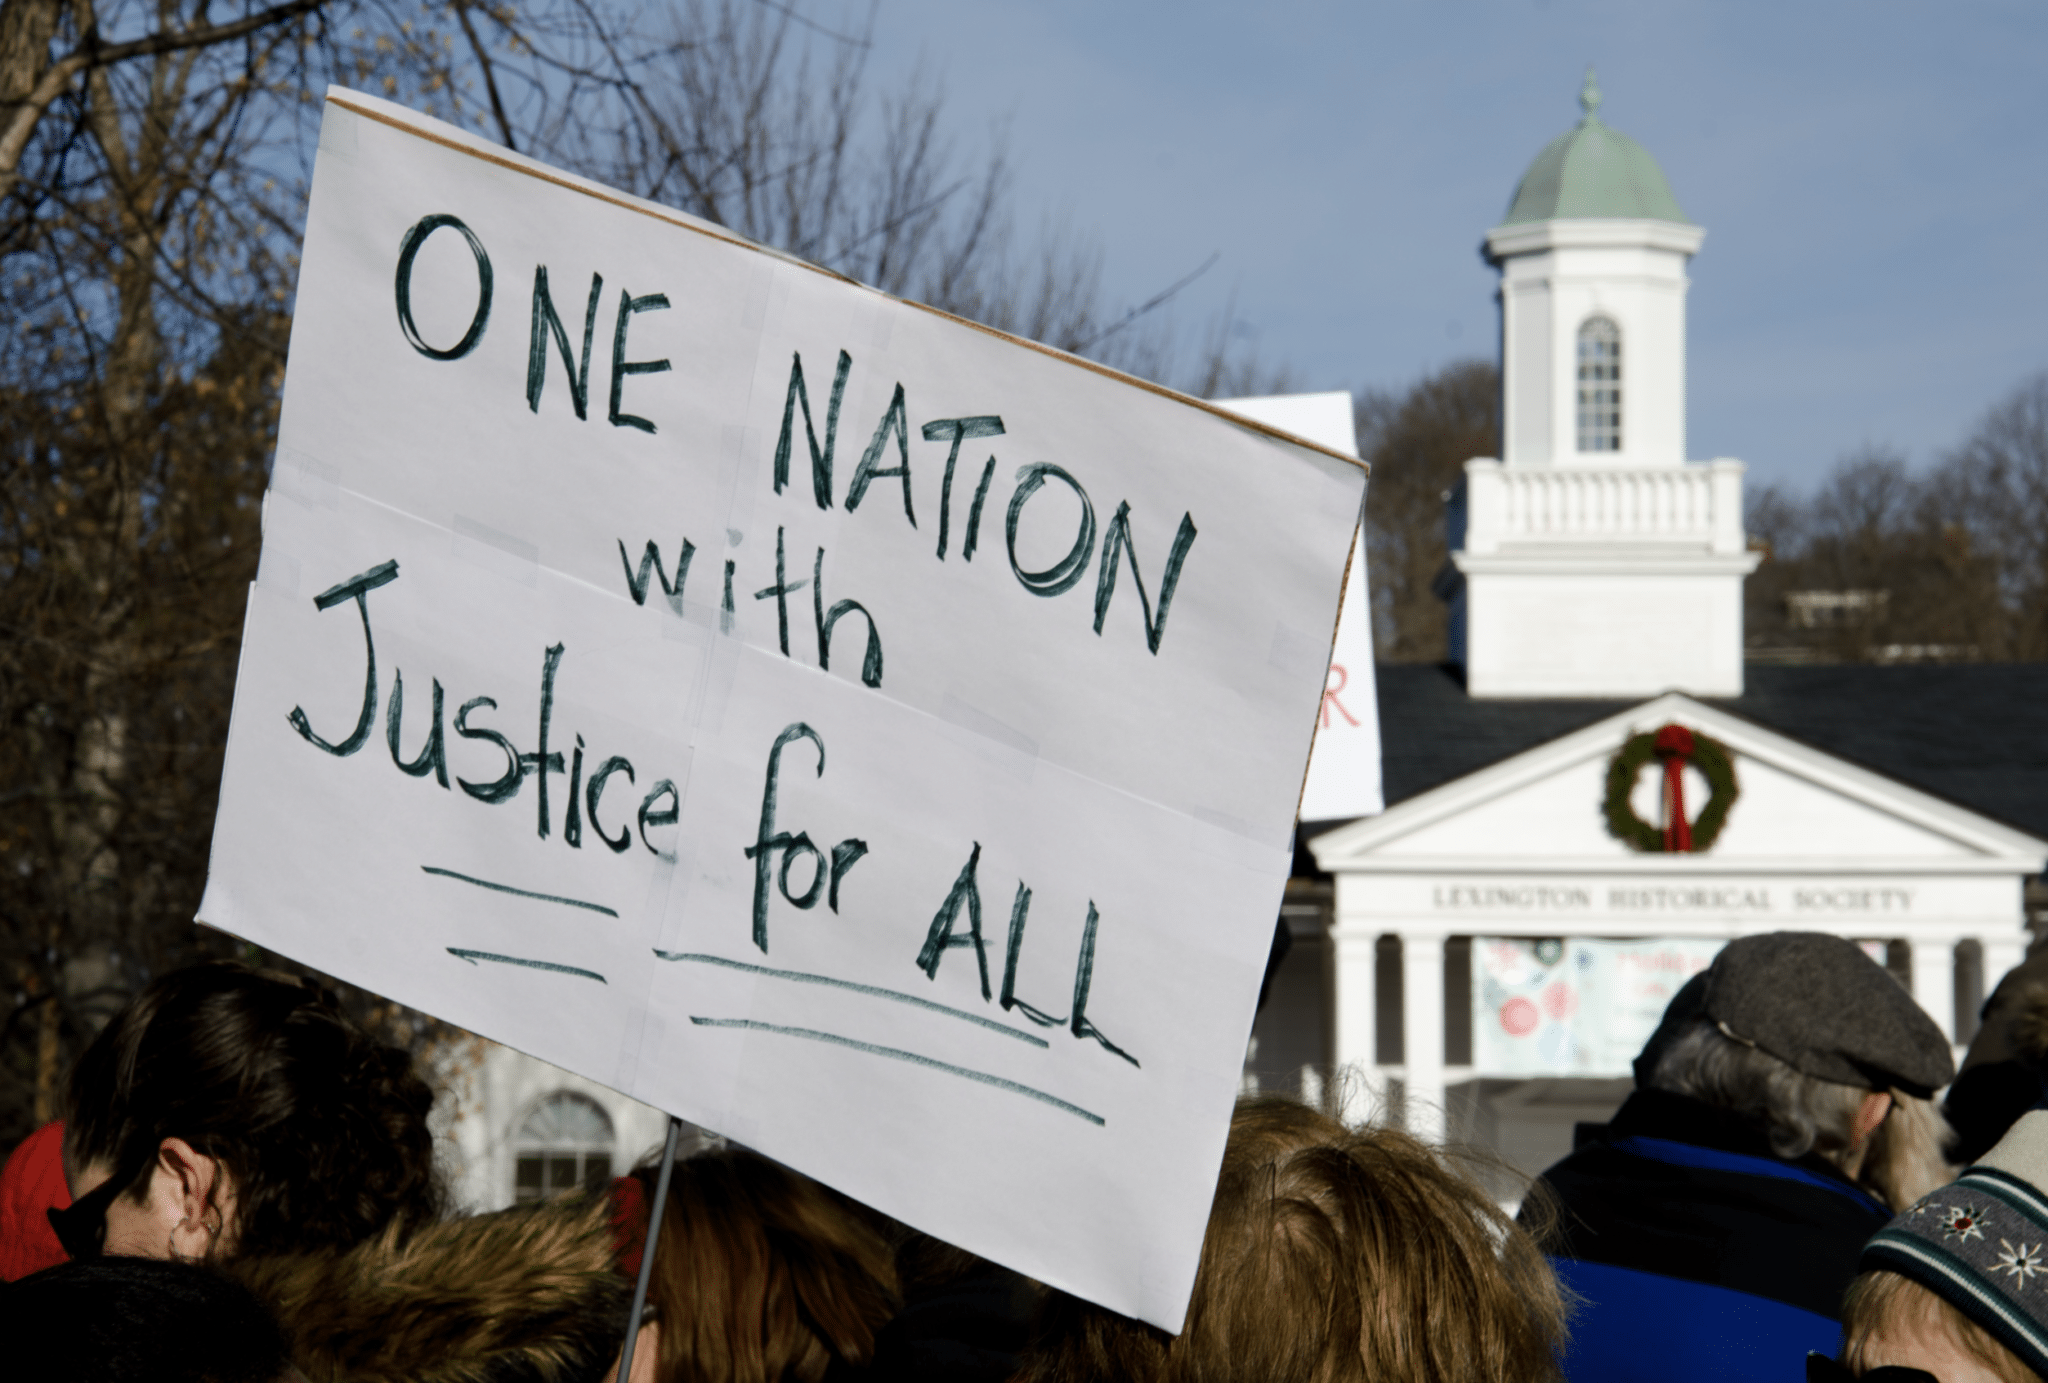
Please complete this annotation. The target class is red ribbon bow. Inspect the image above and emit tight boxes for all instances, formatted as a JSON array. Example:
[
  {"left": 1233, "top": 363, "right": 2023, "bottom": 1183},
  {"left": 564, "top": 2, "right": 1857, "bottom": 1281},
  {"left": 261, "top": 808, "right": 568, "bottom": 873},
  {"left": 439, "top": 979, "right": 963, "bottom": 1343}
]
[{"left": 1653, "top": 724, "right": 1696, "bottom": 852}]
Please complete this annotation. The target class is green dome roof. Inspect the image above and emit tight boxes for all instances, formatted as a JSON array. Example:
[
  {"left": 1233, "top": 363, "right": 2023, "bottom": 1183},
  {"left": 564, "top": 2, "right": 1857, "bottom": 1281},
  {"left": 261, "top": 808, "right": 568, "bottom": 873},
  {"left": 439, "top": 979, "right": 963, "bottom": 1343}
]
[{"left": 1500, "top": 70, "right": 1690, "bottom": 226}]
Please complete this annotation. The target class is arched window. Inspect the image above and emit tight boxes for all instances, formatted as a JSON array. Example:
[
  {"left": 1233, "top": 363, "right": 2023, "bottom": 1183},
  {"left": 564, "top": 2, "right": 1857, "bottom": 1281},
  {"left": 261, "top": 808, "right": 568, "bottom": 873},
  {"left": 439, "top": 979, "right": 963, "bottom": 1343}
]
[
  {"left": 513, "top": 1092, "right": 615, "bottom": 1204},
  {"left": 1576, "top": 316, "right": 1622, "bottom": 453}
]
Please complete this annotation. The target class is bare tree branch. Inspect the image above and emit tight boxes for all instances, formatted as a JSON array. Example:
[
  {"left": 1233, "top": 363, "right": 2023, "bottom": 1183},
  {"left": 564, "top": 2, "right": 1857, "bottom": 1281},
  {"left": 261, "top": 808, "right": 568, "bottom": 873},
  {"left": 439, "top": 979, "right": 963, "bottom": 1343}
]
[
  {"left": 450, "top": 0, "right": 515, "bottom": 151},
  {"left": 0, "top": 0, "right": 325, "bottom": 199},
  {"left": 1072, "top": 251, "right": 1219, "bottom": 354}
]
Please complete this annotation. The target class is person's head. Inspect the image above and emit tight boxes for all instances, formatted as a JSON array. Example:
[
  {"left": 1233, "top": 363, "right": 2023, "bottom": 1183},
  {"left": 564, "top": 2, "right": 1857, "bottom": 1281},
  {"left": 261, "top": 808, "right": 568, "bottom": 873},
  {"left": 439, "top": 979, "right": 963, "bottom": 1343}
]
[
  {"left": 1649, "top": 1019, "right": 1954, "bottom": 1210},
  {"left": 1838, "top": 1271, "right": 2037, "bottom": 1383},
  {"left": 1837, "top": 1109, "right": 2048, "bottom": 1382},
  {"left": 635, "top": 1147, "right": 900, "bottom": 1383},
  {"left": 57, "top": 960, "right": 441, "bottom": 1264},
  {"left": 1016, "top": 1096, "right": 1568, "bottom": 1383},
  {"left": 1643, "top": 932, "right": 1956, "bottom": 1210},
  {"left": 0, "top": 1257, "right": 297, "bottom": 1383},
  {"left": 1945, "top": 958, "right": 2048, "bottom": 1165}
]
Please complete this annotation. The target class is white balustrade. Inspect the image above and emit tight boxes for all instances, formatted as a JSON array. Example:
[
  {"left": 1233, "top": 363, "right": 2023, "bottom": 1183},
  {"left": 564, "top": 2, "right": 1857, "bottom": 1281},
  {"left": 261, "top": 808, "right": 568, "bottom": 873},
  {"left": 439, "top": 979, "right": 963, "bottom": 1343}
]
[{"left": 1460, "top": 458, "right": 1747, "bottom": 557}]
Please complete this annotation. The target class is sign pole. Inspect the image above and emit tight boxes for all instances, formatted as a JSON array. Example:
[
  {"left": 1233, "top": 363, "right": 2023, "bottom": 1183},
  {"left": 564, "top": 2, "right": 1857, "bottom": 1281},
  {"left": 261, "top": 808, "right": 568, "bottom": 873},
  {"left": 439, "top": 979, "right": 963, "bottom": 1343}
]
[{"left": 615, "top": 1115, "right": 683, "bottom": 1383}]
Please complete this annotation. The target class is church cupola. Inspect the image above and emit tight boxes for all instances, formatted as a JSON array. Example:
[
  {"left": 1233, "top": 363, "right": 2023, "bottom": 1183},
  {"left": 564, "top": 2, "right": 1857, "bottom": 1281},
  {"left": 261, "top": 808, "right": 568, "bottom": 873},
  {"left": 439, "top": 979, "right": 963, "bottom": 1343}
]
[
  {"left": 1484, "top": 70, "right": 1703, "bottom": 469},
  {"left": 1445, "top": 71, "right": 1759, "bottom": 698}
]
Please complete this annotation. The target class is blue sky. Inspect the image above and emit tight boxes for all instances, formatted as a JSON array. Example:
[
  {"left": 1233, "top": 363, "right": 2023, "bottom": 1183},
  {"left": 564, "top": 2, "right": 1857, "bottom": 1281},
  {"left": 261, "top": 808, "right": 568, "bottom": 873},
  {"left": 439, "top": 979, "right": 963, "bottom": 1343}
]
[{"left": 864, "top": 1, "right": 2047, "bottom": 491}]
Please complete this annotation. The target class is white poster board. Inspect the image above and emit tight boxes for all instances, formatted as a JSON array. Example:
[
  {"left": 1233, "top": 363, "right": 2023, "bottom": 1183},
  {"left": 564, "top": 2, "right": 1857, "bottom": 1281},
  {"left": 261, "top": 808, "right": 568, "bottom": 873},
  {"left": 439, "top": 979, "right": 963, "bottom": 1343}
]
[
  {"left": 1212, "top": 393, "right": 1381, "bottom": 821},
  {"left": 199, "top": 90, "right": 1367, "bottom": 1330},
  {"left": 1472, "top": 937, "right": 1724, "bottom": 1077}
]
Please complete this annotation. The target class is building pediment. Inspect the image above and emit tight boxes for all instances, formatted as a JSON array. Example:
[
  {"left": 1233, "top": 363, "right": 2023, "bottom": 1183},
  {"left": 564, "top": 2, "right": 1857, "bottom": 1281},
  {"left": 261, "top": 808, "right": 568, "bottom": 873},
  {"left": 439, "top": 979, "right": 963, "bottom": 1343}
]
[{"left": 1310, "top": 693, "right": 2048, "bottom": 874}]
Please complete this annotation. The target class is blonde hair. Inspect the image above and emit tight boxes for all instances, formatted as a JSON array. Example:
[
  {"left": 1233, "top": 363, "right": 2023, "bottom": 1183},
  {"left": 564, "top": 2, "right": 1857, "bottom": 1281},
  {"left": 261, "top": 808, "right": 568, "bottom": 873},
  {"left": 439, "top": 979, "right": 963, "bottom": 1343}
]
[
  {"left": 1016, "top": 1096, "right": 1568, "bottom": 1383},
  {"left": 1841, "top": 1270, "right": 2039, "bottom": 1383},
  {"left": 1860, "top": 1090, "right": 1958, "bottom": 1212}
]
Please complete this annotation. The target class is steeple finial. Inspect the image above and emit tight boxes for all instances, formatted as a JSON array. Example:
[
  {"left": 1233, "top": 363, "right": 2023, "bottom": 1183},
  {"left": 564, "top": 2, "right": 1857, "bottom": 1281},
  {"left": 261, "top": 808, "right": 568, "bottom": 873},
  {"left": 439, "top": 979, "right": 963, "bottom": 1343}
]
[{"left": 1579, "top": 66, "right": 1602, "bottom": 122}]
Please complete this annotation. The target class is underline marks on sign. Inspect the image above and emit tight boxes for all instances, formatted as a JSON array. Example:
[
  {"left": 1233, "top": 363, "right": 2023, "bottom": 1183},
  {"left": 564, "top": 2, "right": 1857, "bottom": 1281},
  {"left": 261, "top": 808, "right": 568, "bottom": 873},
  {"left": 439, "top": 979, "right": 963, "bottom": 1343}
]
[
  {"left": 654, "top": 950, "right": 1050, "bottom": 1048},
  {"left": 448, "top": 948, "right": 607, "bottom": 983},
  {"left": 427, "top": 864, "right": 616, "bottom": 982},
  {"left": 688, "top": 1017, "right": 1104, "bottom": 1126},
  {"left": 422, "top": 865, "right": 618, "bottom": 917}
]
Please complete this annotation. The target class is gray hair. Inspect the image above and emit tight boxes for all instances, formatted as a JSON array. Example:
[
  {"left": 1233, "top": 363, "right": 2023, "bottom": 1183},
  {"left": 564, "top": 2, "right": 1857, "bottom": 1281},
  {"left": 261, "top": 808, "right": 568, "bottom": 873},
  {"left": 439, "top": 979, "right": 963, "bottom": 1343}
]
[
  {"left": 1649, "top": 1017, "right": 1956, "bottom": 1211},
  {"left": 1650, "top": 1018, "right": 1866, "bottom": 1161}
]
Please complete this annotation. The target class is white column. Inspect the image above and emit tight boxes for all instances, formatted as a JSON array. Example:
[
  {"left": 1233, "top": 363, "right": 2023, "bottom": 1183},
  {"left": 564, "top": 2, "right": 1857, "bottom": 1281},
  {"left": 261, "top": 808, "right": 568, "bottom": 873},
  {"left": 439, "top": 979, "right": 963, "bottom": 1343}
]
[
  {"left": 1403, "top": 930, "right": 1448, "bottom": 1143},
  {"left": 1328, "top": 875, "right": 1380, "bottom": 1125},
  {"left": 1910, "top": 938, "right": 1957, "bottom": 1045},
  {"left": 1329, "top": 925, "right": 1379, "bottom": 1124}
]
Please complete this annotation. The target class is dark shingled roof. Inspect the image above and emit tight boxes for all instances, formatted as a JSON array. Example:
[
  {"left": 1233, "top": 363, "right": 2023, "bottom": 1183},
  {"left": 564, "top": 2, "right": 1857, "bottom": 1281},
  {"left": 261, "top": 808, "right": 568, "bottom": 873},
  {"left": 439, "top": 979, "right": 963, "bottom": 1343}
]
[{"left": 1372, "top": 662, "right": 2048, "bottom": 840}]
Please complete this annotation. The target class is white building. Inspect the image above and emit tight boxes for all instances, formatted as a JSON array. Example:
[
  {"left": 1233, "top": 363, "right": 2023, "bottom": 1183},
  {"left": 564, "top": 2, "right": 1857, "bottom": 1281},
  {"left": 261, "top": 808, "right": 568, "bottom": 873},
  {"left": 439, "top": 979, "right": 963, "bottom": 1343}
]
[
  {"left": 1307, "top": 694, "right": 2045, "bottom": 1139},
  {"left": 1248, "top": 74, "right": 2048, "bottom": 1183},
  {"left": 436, "top": 1039, "right": 679, "bottom": 1213}
]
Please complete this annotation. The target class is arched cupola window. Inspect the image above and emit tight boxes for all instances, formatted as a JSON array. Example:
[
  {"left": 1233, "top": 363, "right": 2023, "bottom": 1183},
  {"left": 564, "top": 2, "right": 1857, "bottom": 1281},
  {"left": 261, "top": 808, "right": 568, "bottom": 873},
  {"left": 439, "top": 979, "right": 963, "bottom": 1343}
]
[
  {"left": 1576, "top": 316, "right": 1622, "bottom": 453},
  {"left": 513, "top": 1091, "right": 615, "bottom": 1204}
]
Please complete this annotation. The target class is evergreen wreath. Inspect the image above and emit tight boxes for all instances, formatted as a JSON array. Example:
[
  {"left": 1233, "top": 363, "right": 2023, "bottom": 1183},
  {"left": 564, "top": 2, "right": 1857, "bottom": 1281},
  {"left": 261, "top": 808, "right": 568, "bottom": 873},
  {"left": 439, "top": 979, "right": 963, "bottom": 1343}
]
[{"left": 1603, "top": 723, "right": 1739, "bottom": 853}]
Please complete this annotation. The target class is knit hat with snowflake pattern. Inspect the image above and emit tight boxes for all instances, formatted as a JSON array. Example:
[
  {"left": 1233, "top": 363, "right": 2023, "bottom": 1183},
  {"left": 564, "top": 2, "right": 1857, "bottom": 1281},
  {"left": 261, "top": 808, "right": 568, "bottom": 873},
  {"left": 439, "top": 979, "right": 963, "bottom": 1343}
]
[{"left": 1862, "top": 1108, "right": 2048, "bottom": 1375}]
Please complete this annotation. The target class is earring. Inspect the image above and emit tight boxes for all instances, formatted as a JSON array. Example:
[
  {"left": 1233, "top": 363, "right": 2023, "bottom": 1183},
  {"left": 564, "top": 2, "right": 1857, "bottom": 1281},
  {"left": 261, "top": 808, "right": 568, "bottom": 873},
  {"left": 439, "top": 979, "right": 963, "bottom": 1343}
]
[{"left": 167, "top": 1212, "right": 222, "bottom": 1263}]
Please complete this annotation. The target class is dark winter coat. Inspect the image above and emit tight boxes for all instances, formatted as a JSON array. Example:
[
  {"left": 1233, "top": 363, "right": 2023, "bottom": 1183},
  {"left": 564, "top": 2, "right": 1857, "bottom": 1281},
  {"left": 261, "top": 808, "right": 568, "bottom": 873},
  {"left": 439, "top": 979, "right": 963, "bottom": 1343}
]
[
  {"left": 226, "top": 1192, "right": 630, "bottom": 1383},
  {"left": 1529, "top": 1089, "right": 1889, "bottom": 1383}
]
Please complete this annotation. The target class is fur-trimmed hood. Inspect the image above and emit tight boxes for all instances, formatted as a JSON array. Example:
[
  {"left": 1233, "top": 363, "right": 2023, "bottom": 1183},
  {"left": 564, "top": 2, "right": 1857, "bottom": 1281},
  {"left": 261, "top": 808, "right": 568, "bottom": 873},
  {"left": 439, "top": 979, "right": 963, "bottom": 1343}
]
[{"left": 227, "top": 1193, "right": 628, "bottom": 1383}]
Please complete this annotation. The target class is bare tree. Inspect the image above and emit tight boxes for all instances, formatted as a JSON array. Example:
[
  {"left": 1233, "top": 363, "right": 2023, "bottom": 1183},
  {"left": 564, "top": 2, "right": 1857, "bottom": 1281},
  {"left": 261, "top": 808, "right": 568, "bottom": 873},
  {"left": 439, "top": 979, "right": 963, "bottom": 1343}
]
[
  {"left": 0, "top": 0, "right": 634, "bottom": 1137},
  {"left": 1356, "top": 359, "right": 1499, "bottom": 662},
  {"left": 0, "top": 0, "right": 354, "bottom": 1133},
  {"left": 1746, "top": 443, "right": 2008, "bottom": 663},
  {"left": 1930, "top": 372, "right": 2048, "bottom": 658},
  {"left": 439, "top": 0, "right": 1257, "bottom": 389}
]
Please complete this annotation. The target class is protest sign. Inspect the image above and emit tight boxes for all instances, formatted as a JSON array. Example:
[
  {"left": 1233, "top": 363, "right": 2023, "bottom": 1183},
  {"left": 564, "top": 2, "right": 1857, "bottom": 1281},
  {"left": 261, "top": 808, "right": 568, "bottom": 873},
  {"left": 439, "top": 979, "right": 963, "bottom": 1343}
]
[
  {"left": 1472, "top": 937, "right": 1723, "bottom": 1076},
  {"left": 1213, "top": 393, "right": 1381, "bottom": 821},
  {"left": 199, "top": 89, "right": 1366, "bottom": 1330}
]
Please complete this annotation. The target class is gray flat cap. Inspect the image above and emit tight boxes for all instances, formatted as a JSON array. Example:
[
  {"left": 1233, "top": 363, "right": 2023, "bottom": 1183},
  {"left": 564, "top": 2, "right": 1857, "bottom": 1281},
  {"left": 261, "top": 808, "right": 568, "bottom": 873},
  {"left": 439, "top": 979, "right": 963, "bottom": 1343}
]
[{"left": 1701, "top": 931, "right": 1954, "bottom": 1097}]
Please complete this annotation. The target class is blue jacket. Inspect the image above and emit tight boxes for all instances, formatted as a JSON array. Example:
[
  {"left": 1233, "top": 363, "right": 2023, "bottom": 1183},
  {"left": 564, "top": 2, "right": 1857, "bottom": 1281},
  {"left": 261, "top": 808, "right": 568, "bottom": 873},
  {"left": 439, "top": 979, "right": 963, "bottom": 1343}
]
[{"left": 1531, "top": 1090, "right": 1891, "bottom": 1383}]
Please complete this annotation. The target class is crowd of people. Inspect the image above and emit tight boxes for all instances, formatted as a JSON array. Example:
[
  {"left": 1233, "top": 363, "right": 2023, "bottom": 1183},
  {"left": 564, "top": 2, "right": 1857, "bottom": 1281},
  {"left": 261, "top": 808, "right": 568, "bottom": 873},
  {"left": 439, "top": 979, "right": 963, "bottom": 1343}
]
[{"left": 5, "top": 933, "right": 2048, "bottom": 1383}]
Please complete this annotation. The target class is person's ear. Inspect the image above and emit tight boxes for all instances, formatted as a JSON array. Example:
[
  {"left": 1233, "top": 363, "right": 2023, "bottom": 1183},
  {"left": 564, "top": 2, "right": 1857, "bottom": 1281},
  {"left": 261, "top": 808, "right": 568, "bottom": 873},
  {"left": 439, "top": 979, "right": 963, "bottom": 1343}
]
[
  {"left": 157, "top": 1137, "right": 228, "bottom": 1260},
  {"left": 1852, "top": 1090, "right": 1895, "bottom": 1148}
]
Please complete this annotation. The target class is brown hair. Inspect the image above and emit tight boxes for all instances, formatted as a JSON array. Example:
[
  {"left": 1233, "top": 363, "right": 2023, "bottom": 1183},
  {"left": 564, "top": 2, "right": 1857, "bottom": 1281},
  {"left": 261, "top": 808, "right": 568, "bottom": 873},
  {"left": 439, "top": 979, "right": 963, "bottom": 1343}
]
[
  {"left": 1018, "top": 1096, "right": 1569, "bottom": 1383},
  {"left": 1841, "top": 1270, "right": 2039, "bottom": 1383},
  {"left": 64, "top": 960, "right": 442, "bottom": 1260},
  {"left": 637, "top": 1148, "right": 900, "bottom": 1383}
]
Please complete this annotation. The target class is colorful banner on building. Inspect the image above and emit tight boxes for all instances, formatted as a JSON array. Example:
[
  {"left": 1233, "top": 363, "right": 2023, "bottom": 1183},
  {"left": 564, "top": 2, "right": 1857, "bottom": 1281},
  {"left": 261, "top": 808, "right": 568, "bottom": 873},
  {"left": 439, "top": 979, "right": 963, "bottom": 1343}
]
[{"left": 1472, "top": 937, "right": 1725, "bottom": 1077}]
